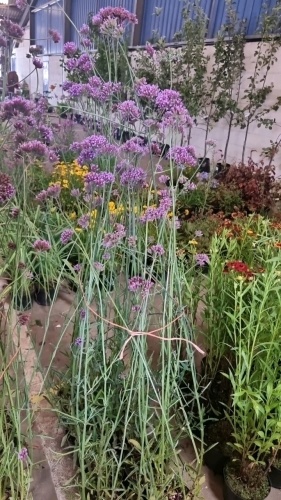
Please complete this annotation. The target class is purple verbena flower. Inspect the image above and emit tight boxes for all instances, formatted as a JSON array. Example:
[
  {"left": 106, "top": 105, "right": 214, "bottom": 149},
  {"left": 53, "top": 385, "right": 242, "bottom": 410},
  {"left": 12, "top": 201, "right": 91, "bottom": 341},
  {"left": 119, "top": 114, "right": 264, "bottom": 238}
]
[
  {"left": 18, "top": 447, "right": 28, "bottom": 461},
  {"left": 0, "top": 173, "right": 16, "bottom": 205},
  {"left": 183, "top": 181, "right": 197, "bottom": 191},
  {"left": 128, "top": 236, "right": 137, "bottom": 248},
  {"left": 102, "top": 252, "right": 111, "bottom": 260},
  {"left": 100, "top": 17, "right": 125, "bottom": 38},
  {"left": 79, "top": 24, "right": 90, "bottom": 35},
  {"left": 73, "top": 263, "right": 82, "bottom": 272},
  {"left": 120, "top": 167, "right": 146, "bottom": 188},
  {"left": 149, "top": 244, "right": 165, "bottom": 256},
  {"left": 80, "top": 309, "right": 86, "bottom": 319},
  {"left": 102, "top": 224, "right": 126, "bottom": 248},
  {"left": 195, "top": 253, "right": 210, "bottom": 267},
  {"left": 60, "top": 229, "right": 74, "bottom": 245},
  {"left": 71, "top": 135, "right": 117, "bottom": 163},
  {"left": 92, "top": 7, "right": 138, "bottom": 33},
  {"left": 168, "top": 146, "right": 197, "bottom": 167},
  {"left": 71, "top": 188, "right": 80, "bottom": 198},
  {"left": 117, "top": 100, "right": 140, "bottom": 123},
  {"left": 74, "top": 337, "right": 83, "bottom": 346},
  {"left": 39, "top": 125, "right": 54, "bottom": 143},
  {"left": 93, "top": 262, "right": 105, "bottom": 272},
  {"left": 84, "top": 171, "right": 115, "bottom": 192},
  {"left": 121, "top": 137, "right": 149, "bottom": 156},
  {"left": 1, "top": 19, "right": 24, "bottom": 39},
  {"left": 77, "top": 214, "right": 90, "bottom": 229},
  {"left": 35, "top": 190, "right": 48, "bottom": 203},
  {"left": 136, "top": 81, "right": 159, "bottom": 100},
  {"left": 18, "top": 140, "right": 48, "bottom": 157},
  {"left": 10, "top": 207, "right": 20, "bottom": 218},
  {"left": 15, "top": 0, "right": 27, "bottom": 10},
  {"left": 145, "top": 42, "right": 155, "bottom": 57},
  {"left": 33, "top": 239, "right": 51, "bottom": 252},
  {"left": 32, "top": 57, "right": 43, "bottom": 69},
  {"left": 47, "top": 184, "right": 61, "bottom": 198},
  {"left": 128, "top": 276, "right": 154, "bottom": 296},
  {"left": 49, "top": 29, "right": 61, "bottom": 43},
  {"left": 159, "top": 174, "right": 170, "bottom": 184},
  {"left": 1, "top": 96, "right": 34, "bottom": 119},
  {"left": 63, "top": 42, "right": 78, "bottom": 57}
]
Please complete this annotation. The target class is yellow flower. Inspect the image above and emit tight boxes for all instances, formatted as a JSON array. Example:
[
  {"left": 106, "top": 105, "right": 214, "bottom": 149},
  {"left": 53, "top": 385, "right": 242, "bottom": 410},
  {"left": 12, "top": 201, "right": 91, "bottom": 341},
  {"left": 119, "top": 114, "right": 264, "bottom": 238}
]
[
  {"left": 108, "top": 201, "right": 116, "bottom": 212},
  {"left": 188, "top": 239, "right": 198, "bottom": 245},
  {"left": 75, "top": 228, "right": 82, "bottom": 233},
  {"left": 50, "top": 207, "right": 57, "bottom": 213},
  {"left": 237, "top": 275, "right": 244, "bottom": 281},
  {"left": 184, "top": 209, "right": 189, "bottom": 216},
  {"left": 69, "top": 212, "right": 77, "bottom": 220},
  {"left": 91, "top": 209, "right": 97, "bottom": 219}
]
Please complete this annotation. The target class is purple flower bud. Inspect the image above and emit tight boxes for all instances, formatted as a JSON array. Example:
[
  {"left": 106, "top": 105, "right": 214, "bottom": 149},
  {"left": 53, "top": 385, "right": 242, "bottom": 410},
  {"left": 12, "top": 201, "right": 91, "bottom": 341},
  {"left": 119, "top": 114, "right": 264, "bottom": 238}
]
[
  {"left": 75, "top": 337, "right": 83, "bottom": 346},
  {"left": 32, "top": 57, "right": 43, "bottom": 69},
  {"left": 60, "top": 229, "right": 74, "bottom": 245},
  {"left": 33, "top": 239, "right": 51, "bottom": 252},
  {"left": 18, "top": 447, "right": 28, "bottom": 461}
]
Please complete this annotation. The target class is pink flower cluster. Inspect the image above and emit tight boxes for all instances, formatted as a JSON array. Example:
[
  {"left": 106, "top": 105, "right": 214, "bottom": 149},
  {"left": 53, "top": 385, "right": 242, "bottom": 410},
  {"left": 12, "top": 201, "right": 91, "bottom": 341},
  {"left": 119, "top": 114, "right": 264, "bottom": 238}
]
[
  {"left": 117, "top": 100, "right": 141, "bottom": 123},
  {"left": 33, "top": 239, "right": 51, "bottom": 252},
  {"left": 102, "top": 224, "right": 126, "bottom": 249},
  {"left": 71, "top": 135, "right": 117, "bottom": 164},
  {"left": 128, "top": 276, "right": 154, "bottom": 297},
  {"left": 92, "top": 7, "right": 138, "bottom": 29},
  {"left": 121, "top": 137, "right": 149, "bottom": 156},
  {"left": 18, "top": 140, "right": 48, "bottom": 157},
  {"left": 139, "top": 191, "right": 172, "bottom": 223},
  {"left": 168, "top": 146, "right": 197, "bottom": 167},
  {"left": 1, "top": 18, "right": 24, "bottom": 39},
  {"left": 15, "top": 0, "right": 27, "bottom": 10},
  {"left": 49, "top": 29, "right": 61, "bottom": 43}
]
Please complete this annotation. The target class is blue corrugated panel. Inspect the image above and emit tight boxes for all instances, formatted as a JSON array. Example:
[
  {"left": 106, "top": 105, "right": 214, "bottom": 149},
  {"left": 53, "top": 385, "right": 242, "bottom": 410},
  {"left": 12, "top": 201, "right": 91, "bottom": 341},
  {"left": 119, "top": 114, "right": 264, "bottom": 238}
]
[
  {"left": 71, "top": 0, "right": 135, "bottom": 46},
  {"left": 207, "top": 0, "right": 278, "bottom": 38},
  {"left": 140, "top": 0, "right": 183, "bottom": 44},
  {"left": 34, "top": 0, "right": 64, "bottom": 54},
  {"left": 139, "top": 0, "right": 279, "bottom": 43}
]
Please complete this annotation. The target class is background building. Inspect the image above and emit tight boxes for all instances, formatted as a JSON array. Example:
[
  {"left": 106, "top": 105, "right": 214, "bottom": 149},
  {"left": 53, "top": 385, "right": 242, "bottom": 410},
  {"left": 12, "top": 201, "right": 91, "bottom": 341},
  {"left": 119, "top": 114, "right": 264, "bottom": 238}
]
[{"left": 8, "top": 0, "right": 281, "bottom": 165}]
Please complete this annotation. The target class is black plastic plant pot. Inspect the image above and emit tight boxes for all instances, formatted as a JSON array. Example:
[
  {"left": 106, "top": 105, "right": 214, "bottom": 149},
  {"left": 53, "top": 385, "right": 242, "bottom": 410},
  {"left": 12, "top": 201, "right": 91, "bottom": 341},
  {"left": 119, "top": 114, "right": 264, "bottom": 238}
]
[
  {"left": 198, "top": 157, "right": 210, "bottom": 173},
  {"left": 196, "top": 263, "right": 209, "bottom": 275},
  {"left": 268, "top": 463, "right": 281, "bottom": 489},
  {"left": 204, "top": 445, "right": 226, "bottom": 475},
  {"left": 165, "top": 178, "right": 185, "bottom": 190},
  {"left": 223, "top": 466, "right": 271, "bottom": 500},
  {"left": 34, "top": 286, "right": 56, "bottom": 306},
  {"left": 13, "top": 292, "right": 33, "bottom": 311},
  {"left": 98, "top": 273, "right": 115, "bottom": 292}
]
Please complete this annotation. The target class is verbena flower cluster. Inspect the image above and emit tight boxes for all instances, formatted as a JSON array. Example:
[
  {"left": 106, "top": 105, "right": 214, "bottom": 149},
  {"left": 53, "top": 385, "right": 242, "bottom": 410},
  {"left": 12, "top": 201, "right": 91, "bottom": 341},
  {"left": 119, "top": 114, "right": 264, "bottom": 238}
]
[{"left": 0, "top": 173, "right": 16, "bottom": 205}]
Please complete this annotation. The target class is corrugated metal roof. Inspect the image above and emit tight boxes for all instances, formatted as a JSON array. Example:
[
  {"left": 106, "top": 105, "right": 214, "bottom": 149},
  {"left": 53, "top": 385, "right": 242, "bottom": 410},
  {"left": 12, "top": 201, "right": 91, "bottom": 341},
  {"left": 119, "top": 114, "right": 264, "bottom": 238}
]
[
  {"left": 34, "top": 0, "right": 64, "bottom": 54},
  {"left": 0, "top": 5, "right": 22, "bottom": 22},
  {"left": 139, "top": 0, "right": 279, "bottom": 44}
]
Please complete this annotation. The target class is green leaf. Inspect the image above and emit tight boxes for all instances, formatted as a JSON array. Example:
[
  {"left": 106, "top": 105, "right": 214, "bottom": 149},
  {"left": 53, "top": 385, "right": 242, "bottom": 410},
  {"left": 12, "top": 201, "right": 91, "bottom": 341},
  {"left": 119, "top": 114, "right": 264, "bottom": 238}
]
[{"left": 128, "top": 439, "right": 142, "bottom": 451}]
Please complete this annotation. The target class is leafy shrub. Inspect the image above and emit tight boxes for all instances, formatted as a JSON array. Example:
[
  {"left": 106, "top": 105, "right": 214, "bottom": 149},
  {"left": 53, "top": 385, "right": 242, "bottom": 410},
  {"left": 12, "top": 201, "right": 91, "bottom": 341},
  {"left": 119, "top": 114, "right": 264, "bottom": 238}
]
[{"left": 219, "top": 160, "right": 275, "bottom": 213}]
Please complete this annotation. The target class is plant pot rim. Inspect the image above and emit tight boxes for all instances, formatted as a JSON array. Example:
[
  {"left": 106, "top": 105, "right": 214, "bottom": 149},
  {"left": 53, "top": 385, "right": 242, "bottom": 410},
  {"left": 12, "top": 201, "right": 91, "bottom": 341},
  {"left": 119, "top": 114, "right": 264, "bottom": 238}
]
[{"left": 223, "top": 463, "right": 271, "bottom": 500}]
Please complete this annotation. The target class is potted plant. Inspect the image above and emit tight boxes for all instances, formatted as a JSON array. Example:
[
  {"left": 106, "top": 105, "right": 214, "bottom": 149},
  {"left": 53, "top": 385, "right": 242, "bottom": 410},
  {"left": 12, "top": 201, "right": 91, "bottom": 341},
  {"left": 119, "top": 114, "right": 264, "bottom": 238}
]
[
  {"left": 222, "top": 270, "right": 281, "bottom": 500},
  {"left": 268, "top": 446, "right": 281, "bottom": 489},
  {"left": 31, "top": 238, "right": 60, "bottom": 306},
  {"left": 4, "top": 246, "right": 35, "bottom": 311}
]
